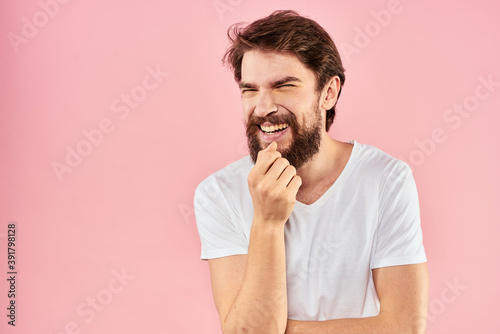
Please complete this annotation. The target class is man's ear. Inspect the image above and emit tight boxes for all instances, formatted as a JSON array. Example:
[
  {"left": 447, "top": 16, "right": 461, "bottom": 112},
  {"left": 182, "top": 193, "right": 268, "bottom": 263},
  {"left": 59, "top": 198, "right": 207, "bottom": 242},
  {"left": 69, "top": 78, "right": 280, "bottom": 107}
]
[{"left": 320, "top": 76, "right": 341, "bottom": 111}]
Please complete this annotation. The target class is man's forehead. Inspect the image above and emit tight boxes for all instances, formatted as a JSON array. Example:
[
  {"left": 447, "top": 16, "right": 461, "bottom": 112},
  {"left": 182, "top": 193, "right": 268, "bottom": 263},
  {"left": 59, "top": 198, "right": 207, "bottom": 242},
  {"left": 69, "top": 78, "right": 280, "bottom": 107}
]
[{"left": 240, "top": 50, "right": 312, "bottom": 84}]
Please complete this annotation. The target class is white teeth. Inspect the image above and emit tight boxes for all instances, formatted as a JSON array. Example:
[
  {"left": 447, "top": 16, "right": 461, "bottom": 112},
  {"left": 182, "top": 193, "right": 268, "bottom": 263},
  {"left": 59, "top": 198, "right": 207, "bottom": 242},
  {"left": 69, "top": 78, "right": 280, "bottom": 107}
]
[{"left": 260, "top": 123, "right": 289, "bottom": 133}]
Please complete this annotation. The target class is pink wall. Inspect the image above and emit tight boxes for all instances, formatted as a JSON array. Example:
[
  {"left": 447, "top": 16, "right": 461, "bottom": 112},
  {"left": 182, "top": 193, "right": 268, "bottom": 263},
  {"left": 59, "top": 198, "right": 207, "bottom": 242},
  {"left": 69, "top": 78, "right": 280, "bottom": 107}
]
[{"left": 1, "top": 0, "right": 499, "bottom": 333}]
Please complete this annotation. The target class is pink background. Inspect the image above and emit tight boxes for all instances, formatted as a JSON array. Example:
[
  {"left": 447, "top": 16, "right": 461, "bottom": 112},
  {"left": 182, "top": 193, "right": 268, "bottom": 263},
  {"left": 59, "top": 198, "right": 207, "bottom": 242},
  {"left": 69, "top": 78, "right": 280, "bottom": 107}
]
[{"left": 1, "top": 0, "right": 499, "bottom": 333}]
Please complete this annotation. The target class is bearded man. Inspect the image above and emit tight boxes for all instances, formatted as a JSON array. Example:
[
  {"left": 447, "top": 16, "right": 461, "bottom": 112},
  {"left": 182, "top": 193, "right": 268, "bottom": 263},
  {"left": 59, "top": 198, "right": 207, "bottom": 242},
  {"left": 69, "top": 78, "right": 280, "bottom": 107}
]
[{"left": 195, "top": 10, "right": 428, "bottom": 334}]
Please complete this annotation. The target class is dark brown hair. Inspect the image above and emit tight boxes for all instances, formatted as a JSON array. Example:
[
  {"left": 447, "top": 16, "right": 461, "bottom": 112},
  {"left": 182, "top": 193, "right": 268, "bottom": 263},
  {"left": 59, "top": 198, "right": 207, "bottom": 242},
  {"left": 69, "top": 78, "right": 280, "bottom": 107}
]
[{"left": 223, "top": 10, "right": 346, "bottom": 131}]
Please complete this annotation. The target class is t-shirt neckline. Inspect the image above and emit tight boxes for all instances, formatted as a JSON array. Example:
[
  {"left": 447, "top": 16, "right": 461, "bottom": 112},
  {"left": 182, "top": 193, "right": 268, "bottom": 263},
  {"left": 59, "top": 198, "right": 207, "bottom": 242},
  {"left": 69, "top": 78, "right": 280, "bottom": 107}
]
[{"left": 294, "top": 140, "right": 357, "bottom": 210}]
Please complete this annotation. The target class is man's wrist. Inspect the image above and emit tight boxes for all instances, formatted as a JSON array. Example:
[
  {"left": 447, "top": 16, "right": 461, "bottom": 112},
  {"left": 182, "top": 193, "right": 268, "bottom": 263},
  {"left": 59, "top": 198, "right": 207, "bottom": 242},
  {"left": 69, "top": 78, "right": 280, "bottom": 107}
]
[{"left": 251, "top": 216, "right": 287, "bottom": 233}]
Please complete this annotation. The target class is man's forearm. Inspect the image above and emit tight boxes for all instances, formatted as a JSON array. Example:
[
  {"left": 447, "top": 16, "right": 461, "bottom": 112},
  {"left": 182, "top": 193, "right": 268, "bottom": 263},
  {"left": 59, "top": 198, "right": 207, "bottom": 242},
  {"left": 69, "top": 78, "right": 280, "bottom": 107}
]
[
  {"left": 286, "top": 315, "right": 425, "bottom": 334},
  {"left": 223, "top": 219, "right": 288, "bottom": 334},
  {"left": 286, "top": 316, "right": 390, "bottom": 334}
]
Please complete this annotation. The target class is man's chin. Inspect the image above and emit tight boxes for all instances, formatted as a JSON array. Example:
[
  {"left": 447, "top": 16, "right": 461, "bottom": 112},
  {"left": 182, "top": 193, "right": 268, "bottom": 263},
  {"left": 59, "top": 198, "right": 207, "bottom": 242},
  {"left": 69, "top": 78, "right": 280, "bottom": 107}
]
[
  {"left": 247, "top": 133, "right": 294, "bottom": 165},
  {"left": 274, "top": 141, "right": 292, "bottom": 156},
  {"left": 259, "top": 140, "right": 291, "bottom": 155}
]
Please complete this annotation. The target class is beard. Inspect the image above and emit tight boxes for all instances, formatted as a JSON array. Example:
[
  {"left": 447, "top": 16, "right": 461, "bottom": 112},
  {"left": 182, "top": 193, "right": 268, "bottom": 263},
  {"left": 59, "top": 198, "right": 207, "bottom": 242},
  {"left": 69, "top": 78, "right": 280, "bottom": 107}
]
[{"left": 245, "top": 100, "right": 323, "bottom": 170}]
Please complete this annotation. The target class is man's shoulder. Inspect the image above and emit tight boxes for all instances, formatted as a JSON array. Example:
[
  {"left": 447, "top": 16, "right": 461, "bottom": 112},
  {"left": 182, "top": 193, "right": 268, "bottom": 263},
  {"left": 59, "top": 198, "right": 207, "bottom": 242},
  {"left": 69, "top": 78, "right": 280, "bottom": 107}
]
[
  {"left": 195, "top": 155, "right": 254, "bottom": 196},
  {"left": 353, "top": 141, "right": 412, "bottom": 180}
]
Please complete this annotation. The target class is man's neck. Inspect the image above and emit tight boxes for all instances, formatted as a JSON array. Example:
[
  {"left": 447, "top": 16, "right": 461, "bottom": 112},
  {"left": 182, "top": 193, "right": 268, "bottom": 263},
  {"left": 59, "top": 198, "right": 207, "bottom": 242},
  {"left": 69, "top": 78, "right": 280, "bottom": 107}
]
[{"left": 295, "top": 134, "right": 353, "bottom": 204}]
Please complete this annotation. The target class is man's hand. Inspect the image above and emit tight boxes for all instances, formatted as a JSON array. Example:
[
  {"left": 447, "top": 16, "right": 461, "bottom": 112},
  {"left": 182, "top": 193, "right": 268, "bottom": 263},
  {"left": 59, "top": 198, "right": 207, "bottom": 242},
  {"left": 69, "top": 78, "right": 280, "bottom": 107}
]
[{"left": 247, "top": 141, "right": 302, "bottom": 225}]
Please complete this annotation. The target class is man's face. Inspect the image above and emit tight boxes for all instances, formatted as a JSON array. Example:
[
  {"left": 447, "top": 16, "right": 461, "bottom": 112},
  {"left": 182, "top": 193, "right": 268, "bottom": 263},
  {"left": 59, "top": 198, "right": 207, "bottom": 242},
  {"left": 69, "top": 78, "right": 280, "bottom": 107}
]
[{"left": 240, "top": 50, "right": 325, "bottom": 169}]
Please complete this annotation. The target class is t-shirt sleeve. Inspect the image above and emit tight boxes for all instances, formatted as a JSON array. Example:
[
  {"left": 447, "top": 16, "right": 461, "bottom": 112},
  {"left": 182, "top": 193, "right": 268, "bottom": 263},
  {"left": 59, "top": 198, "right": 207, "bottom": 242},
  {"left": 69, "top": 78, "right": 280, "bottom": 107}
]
[
  {"left": 371, "top": 162, "right": 427, "bottom": 269},
  {"left": 194, "top": 176, "right": 248, "bottom": 260}
]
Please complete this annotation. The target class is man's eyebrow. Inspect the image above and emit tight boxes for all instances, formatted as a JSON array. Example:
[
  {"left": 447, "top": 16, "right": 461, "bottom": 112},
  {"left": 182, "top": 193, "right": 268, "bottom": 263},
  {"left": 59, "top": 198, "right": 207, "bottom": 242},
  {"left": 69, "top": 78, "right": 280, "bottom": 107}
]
[
  {"left": 239, "top": 81, "right": 256, "bottom": 89},
  {"left": 239, "top": 76, "right": 302, "bottom": 89},
  {"left": 272, "top": 76, "right": 301, "bottom": 87}
]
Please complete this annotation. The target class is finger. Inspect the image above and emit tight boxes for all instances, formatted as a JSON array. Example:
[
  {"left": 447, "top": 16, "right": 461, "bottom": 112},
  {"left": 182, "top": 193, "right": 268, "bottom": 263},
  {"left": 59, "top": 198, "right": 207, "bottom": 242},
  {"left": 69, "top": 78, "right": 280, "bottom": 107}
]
[
  {"left": 276, "top": 164, "right": 297, "bottom": 187},
  {"left": 287, "top": 175, "right": 302, "bottom": 193},
  {"left": 254, "top": 150, "right": 281, "bottom": 175},
  {"left": 266, "top": 157, "right": 290, "bottom": 178}
]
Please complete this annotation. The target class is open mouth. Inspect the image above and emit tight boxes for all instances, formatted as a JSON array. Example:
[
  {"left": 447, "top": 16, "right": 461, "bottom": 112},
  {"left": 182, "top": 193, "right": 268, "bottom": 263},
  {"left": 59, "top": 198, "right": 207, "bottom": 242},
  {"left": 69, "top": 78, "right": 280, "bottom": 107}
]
[{"left": 259, "top": 123, "right": 289, "bottom": 134}]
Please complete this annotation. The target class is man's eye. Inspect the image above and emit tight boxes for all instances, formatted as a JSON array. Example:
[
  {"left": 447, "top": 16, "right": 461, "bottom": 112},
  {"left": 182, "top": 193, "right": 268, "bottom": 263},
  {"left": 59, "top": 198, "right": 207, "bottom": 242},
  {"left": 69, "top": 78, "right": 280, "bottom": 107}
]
[
  {"left": 277, "top": 84, "right": 294, "bottom": 88},
  {"left": 241, "top": 89, "right": 256, "bottom": 93}
]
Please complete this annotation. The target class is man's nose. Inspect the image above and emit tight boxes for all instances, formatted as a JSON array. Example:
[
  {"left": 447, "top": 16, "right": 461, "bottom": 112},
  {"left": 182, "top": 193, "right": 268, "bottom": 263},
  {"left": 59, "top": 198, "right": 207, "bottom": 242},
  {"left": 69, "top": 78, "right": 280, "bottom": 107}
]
[{"left": 253, "top": 90, "right": 278, "bottom": 117}]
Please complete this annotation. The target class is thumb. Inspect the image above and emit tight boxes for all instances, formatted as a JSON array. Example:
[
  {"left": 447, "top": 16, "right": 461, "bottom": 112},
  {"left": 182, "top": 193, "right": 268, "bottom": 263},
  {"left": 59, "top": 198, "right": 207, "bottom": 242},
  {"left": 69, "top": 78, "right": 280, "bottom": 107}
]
[{"left": 265, "top": 141, "right": 278, "bottom": 151}]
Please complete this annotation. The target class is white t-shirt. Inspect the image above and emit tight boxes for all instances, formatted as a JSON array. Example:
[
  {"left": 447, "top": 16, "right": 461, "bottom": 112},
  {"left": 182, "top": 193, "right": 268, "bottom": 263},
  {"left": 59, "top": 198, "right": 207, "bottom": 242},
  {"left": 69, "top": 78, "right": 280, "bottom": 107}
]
[{"left": 194, "top": 140, "right": 426, "bottom": 321}]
